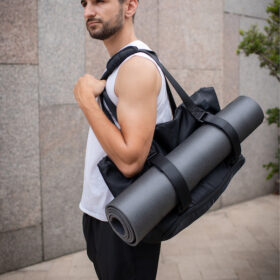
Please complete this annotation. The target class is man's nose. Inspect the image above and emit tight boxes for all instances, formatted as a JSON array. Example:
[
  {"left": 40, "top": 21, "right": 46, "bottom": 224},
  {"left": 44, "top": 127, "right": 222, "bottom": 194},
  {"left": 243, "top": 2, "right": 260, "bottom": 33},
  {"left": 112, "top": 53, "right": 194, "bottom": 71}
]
[{"left": 84, "top": 2, "right": 97, "bottom": 19}]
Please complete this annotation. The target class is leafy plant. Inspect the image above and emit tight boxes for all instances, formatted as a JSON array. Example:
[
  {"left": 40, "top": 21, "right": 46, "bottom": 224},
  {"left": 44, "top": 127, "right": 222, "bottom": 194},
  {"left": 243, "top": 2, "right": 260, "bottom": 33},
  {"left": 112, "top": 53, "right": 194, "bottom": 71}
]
[
  {"left": 263, "top": 107, "right": 279, "bottom": 181},
  {"left": 237, "top": 0, "right": 280, "bottom": 81},
  {"left": 237, "top": 0, "right": 279, "bottom": 182}
]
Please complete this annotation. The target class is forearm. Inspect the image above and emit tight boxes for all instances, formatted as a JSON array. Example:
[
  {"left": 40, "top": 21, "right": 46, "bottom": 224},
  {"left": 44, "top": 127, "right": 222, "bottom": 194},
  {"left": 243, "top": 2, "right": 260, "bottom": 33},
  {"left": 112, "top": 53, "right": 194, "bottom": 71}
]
[{"left": 81, "top": 97, "right": 140, "bottom": 176}]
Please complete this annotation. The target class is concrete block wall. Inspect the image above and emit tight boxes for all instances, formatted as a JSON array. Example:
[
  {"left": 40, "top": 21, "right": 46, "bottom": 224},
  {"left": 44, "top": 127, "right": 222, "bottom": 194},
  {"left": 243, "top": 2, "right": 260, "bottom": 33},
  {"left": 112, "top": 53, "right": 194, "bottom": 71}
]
[
  {"left": 0, "top": 0, "right": 88, "bottom": 273},
  {"left": 0, "top": 0, "right": 42, "bottom": 273},
  {"left": 222, "top": 0, "right": 278, "bottom": 206},
  {"left": 0, "top": 0, "right": 277, "bottom": 274}
]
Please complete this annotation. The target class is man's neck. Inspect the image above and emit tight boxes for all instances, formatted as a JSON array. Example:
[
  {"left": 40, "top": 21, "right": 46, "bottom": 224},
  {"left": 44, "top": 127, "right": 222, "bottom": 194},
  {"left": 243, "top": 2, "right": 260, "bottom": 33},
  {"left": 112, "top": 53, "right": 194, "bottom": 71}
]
[{"left": 103, "top": 23, "right": 138, "bottom": 57}]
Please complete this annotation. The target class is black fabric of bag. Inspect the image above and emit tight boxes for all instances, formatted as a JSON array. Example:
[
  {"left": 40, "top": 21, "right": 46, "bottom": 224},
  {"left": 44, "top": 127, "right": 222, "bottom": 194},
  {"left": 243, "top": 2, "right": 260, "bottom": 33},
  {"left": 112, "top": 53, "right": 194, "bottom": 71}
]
[{"left": 97, "top": 46, "right": 245, "bottom": 243}]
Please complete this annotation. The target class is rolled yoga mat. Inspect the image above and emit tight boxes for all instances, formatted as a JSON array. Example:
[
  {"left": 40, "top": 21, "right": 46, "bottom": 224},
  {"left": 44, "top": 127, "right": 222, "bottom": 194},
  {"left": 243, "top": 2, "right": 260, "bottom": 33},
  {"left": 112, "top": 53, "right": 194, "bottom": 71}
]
[{"left": 105, "top": 96, "right": 264, "bottom": 246}]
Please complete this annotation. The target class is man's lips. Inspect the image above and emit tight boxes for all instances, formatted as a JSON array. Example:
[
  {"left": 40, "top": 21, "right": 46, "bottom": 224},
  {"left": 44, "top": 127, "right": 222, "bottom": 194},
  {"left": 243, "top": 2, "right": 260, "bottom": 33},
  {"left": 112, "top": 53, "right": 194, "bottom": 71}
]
[{"left": 87, "top": 20, "right": 101, "bottom": 27}]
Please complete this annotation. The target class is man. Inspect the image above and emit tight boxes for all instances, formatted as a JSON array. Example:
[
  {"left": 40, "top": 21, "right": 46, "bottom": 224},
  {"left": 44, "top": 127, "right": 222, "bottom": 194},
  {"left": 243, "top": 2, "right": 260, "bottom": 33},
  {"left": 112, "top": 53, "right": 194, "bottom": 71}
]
[{"left": 74, "top": 0, "right": 172, "bottom": 279}]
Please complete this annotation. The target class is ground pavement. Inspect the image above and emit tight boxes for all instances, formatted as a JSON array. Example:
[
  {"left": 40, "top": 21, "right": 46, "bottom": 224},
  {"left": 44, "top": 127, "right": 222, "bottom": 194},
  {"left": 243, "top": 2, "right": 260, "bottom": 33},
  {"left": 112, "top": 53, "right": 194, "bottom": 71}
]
[{"left": 0, "top": 194, "right": 279, "bottom": 280}]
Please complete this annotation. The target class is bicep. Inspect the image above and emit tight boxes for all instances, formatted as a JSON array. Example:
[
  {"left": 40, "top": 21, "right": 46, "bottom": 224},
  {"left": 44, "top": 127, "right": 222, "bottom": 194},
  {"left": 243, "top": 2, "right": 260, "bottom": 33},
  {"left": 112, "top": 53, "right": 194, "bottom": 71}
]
[{"left": 115, "top": 57, "right": 161, "bottom": 164}]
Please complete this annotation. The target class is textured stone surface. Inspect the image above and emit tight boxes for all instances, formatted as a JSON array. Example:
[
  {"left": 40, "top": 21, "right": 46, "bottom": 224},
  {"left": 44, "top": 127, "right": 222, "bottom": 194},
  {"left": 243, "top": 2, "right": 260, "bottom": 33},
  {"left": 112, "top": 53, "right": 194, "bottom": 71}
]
[
  {"left": 0, "top": 0, "right": 38, "bottom": 64},
  {"left": 40, "top": 105, "right": 88, "bottom": 260},
  {"left": 239, "top": 17, "right": 279, "bottom": 108},
  {"left": 168, "top": 68, "right": 223, "bottom": 106},
  {"left": 38, "top": 0, "right": 85, "bottom": 105},
  {"left": 135, "top": 0, "right": 159, "bottom": 52},
  {"left": 222, "top": 17, "right": 279, "bottom": 206},
  {"left": 222, "top": 122, "right": 277, "bottom": 206},
  {"left": 0, "top": 225, "right": 42, "bottom": 274},
  {"left": 85, "top": 33, "right": 109, "bottom": 78},
  {"left": 209, "top": 196, "right": 222, "bottom": 211},
  {"left": 0, "top": 65, "right": 41, "bottom": 232},
  {"left": 223, "top": 13, "right": 240, "bottom": 107},
  {"left": 224, "top": 0, "right": 273, "bottom": 19},
  {"left": 159, "top": 0, "right": 223, "bottom": 70}
]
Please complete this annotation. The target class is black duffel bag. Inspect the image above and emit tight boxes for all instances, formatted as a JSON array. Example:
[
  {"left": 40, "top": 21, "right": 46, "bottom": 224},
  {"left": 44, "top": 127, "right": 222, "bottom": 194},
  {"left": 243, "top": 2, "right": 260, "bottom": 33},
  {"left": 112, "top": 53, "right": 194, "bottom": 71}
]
[{"left": 97, "top": 46, "right": 245, "bottom": 243}]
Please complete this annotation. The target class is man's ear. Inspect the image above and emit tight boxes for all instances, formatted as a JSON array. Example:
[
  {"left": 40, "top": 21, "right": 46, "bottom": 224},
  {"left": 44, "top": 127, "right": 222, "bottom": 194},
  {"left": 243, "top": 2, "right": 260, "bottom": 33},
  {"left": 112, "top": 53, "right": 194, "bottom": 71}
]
[{"left": 124, "top": 0, "right": 138, "bottom": 19}]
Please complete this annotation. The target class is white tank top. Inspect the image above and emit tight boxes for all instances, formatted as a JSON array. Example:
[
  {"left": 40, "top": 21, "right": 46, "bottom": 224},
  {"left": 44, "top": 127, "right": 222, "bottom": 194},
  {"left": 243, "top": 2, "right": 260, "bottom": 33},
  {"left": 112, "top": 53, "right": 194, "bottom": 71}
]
[{"left": 79, "top": 40, "right": 173, "bottom": 221}]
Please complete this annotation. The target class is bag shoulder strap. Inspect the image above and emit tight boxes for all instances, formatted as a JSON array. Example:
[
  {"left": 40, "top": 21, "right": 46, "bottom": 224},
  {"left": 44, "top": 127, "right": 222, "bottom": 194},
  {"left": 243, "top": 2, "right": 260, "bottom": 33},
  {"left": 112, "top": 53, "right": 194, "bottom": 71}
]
[
  {"left": 100, "top": 46, "right": 203, "bottom": 120},
  {"left": 100, "top": 47, "right": 177, "bottom": 119},
  {"left": 99, "top": 46, "right": 241, "bottom": 161}
]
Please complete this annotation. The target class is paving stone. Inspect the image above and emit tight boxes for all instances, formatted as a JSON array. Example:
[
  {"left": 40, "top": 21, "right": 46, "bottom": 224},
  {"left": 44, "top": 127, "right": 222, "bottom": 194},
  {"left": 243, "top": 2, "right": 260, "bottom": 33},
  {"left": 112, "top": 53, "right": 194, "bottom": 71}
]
[
  {"left": 161, "top": 238, "right": 183, "bottom": 257},
  {"left": 247, "top": 254, "right": 278, "bottom": 275},
  {"left": 45, "top": 259, "right": 72, "bottom": 278},
  {"left": 0, "top": 273, "right": 23, "bottom": 280},
  {"left": 213, "top": 251, "right": 252, "bottom": 269},
  {"left": 200, "top": 267, "right": 238, "bottom": 280},
  {"left": 40, "top": 105, "right": 89, "bottom": 260},
  {"left": 177, "top": 257, "right": 203, "bottom": 280},
  {"left": 235, "top": 268, "right": 261, "bottom": 280},
  {"left": 38, "top": 0, "right": 85, "bottom": 105},
  {"left": 22, "top": 261, "right": 52, "bottom": 272},
  {"left": 22, "top": 272, "right": 46, "bottom": 280},
  {"left": 0, "top": 0, "right": 37, "bottom": 64},
  {"left": 259, "top": 274, "right": 279, "bottom": 280},
  {"left": 156, "top": 262, "right": 182, "bottom": 280},
  {"left": 71, "top": 251, "right": 92, "bottom": 268},
  {"left": 0, "top": 65, "right": 40, "bottom": 232},
  {"left": 68, "top": 265, "right": 94, "bottom": 278},
  {"left": 193, "top": 253, "right": 220, "bottom": 270}
]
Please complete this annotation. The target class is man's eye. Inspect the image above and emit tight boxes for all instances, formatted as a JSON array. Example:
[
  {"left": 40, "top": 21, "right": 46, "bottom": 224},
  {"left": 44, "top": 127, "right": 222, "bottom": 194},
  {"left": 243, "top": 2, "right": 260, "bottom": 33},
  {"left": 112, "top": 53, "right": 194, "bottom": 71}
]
[{"left": 81, "top": 1, "right": 87, "bottom": 7}]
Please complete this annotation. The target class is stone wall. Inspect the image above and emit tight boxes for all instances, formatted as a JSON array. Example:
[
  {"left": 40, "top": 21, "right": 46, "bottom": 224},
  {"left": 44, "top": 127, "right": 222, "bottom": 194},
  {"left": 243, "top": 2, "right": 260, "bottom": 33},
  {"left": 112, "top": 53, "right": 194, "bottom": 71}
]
[
  {"left": 0, "top": 0, "right": 88, "bottom": 273},
  {"left": 0, "top": 0, "right": 277, "bottom": 274},
  {"left": 222, "top": 0, "right": 278, "bottom": 207}
]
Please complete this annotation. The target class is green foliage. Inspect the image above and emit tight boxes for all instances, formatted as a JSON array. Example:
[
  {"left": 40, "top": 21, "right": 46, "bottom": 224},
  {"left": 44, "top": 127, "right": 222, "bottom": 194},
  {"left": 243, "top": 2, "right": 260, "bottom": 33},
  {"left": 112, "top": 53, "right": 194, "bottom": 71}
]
[
  {"left": 237, "top": 0, "right": 280, "bottom": 181},
  {"left": 266, "top": 107, "right": 280, "bottom": 127},
  {"left": 263, "top": 148, "right": 279, "bottom": 180},
  {"left": 263, "top": 107, "right": 280, "bottom": 181},
  {"left": 237, "top": 0, "right": 280, "bottom": 81}
]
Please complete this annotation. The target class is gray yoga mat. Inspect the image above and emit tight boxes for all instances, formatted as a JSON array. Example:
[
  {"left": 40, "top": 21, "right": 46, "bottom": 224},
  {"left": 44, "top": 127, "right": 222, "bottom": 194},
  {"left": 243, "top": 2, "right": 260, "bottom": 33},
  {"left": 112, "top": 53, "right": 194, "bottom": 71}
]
[{"left": 105, "top": 96, "right": 264, "bottom": 246}]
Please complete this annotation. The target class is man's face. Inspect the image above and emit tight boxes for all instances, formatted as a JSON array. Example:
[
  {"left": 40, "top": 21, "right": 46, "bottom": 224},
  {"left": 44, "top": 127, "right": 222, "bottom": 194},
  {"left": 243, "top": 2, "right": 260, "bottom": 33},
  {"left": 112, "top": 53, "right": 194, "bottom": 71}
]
[{"left": 81, "top": 0, "right": 124, "bottom": 40}]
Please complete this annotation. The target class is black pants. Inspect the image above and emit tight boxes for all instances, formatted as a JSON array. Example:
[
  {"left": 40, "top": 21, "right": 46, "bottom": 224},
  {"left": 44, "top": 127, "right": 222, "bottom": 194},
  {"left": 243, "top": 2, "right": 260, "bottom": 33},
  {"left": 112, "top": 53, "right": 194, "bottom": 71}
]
[{"left": 82, "top": 213, "right": 161, "bottom": 280}]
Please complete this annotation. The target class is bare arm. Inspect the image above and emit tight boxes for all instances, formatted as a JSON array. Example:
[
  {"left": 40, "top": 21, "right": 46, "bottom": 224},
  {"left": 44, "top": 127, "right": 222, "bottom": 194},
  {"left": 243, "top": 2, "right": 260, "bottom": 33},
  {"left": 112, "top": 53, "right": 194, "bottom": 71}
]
[{"left": 74, "top": 56, "right": 161, "bottom": 178}]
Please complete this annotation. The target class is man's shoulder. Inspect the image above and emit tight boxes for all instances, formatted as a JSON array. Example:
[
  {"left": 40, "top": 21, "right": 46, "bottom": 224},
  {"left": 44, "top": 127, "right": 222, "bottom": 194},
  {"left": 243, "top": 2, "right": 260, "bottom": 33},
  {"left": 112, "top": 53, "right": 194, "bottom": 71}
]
[
  {"left": 115, "top": 54, "right": 161, "bottom": 99},
  {"left": 119, "top": 54, "right": 158, "bottom": 73}
]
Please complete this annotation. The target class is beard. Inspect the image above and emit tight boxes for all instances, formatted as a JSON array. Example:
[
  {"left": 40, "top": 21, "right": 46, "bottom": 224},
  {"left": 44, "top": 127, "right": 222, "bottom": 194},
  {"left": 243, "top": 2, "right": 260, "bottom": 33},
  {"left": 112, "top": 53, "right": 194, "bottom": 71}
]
[{"left": 86, "top": 7, "right": 124, "bottom": 40}]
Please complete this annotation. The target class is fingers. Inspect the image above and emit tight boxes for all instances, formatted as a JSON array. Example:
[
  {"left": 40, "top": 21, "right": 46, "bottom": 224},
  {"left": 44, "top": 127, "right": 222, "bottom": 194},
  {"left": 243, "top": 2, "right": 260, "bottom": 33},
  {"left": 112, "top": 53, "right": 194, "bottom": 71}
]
[
  {"left": 100, "top": 79, "right": 106, "bottom": 86},
  {"left": 73, "top": 74, "right": 106, "bottom": 99}
]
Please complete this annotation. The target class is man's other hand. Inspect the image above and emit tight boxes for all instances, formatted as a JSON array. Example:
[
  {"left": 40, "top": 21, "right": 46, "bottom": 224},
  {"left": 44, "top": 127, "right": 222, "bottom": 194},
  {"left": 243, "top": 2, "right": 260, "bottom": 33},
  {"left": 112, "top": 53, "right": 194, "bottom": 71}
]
[{"left": 74, "top": 74, "right": 106, "bottom": 109}]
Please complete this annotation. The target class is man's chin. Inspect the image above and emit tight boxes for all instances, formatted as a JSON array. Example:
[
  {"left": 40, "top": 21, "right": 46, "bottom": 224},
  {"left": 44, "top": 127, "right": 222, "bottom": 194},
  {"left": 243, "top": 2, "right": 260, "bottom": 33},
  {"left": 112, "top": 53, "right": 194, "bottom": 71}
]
[
  {"left": 89, "top": 32, "right": 106, "bottom": 40},
  {"left": 88, "top": 29, "right": 114, "bottom": 41}
]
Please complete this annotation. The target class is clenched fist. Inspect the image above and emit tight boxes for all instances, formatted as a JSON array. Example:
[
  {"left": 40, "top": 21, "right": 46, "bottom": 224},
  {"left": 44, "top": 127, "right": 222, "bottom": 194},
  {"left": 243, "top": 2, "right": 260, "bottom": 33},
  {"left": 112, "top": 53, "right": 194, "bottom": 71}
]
[{"left": 74, "top": 74, "right": 106, "bottom": 109}]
